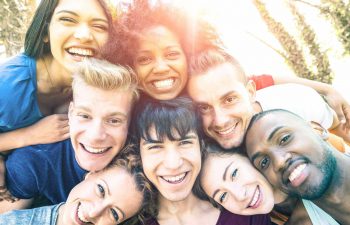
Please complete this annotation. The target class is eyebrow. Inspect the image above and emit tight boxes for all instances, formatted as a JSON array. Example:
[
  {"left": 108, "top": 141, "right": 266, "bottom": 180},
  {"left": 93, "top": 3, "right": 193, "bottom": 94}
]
[
  {"left": 267, "top": 126, "right": 284, "bottom": 142},
  {"left": 56, "top": 10, "right": 108, "bottom": 23},
  {"left": 75, "top": 106, "right": 127, "bottom": 118},
  {"left": 101, "top": 179, "right": 126, "bottom": 220},
  {"left": 212, "top": 160, "right": 234, "bottom": 199}
]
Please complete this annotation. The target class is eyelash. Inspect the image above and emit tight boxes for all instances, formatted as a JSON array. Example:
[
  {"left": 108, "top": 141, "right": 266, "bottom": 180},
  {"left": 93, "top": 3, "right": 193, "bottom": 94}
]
[
  {"left": 231, "top": 168, "right": 238, "bottom": 179},
  {"left": 97, "top": 184, "right": 105, "bottom": 197},
  {"left": 219, "top": 192, "right": 227, "bottom": 203},
  {"left": 111, "top": 208, "right": 119, "bottom": 222}
]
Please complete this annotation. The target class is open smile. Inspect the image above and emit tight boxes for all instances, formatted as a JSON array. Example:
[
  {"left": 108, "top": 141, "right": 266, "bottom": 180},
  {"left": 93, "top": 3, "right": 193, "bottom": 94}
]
[
  {"left": 160, "top": 172, "right": 188, "bottom": 184},
  {"left": 215, "top": 121, "right": 238, "bottom": 136},
  {"left": 80, "top": 143, "right": 112, "bottom": 154},
  {"left": 75, "top": 202, "right": 92, "bottom": 225},
  {"left": 247, "top": 185, "right": 262, "bottom": 209}
]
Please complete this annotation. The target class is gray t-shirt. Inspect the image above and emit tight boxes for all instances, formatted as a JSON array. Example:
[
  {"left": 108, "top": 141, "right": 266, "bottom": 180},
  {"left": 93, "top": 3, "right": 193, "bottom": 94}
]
[{"left": 0, "top": 203, "right": 63, "bottom": 225}]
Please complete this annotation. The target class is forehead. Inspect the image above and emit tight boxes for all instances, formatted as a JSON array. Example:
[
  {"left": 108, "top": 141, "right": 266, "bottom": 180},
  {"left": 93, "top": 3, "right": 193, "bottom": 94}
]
[
  {"left": 138, "top": 25, "right": 181, "bottom": 49},
  {"left": 97, "top": 167, "right": 143, "bottom": 211},
  {"left": 188, "top": 63, "right": 247, "bottom": 102},
  {"left": 73, "top": 81, "right": 133, "bottom": 114},
  {"left": 54, "top": 0, "right": 107, "bottom": 19}
]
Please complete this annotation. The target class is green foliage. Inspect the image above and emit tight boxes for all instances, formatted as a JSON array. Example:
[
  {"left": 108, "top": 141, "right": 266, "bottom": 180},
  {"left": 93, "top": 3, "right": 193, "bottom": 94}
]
[
  {"left": 288, "top": 1, "right": 333, "bottom": 84},
  {"left": 253, "top": 0, "right": 314, "bottom": 80},
  {"left": 320, "top": 0, "right": 350, "bottom": 55}
]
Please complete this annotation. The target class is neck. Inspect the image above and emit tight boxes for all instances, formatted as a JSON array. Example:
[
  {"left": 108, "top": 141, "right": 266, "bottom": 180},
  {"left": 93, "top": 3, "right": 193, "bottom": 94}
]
[
  {"left": 158, "top": 193, "right": 200, "bottom": 217},
  {"left": 36, "top": 55, "right": 72, "bottom": 94},
  {"left": 314, "top": 151, "right": 350, "bottom": 224}
]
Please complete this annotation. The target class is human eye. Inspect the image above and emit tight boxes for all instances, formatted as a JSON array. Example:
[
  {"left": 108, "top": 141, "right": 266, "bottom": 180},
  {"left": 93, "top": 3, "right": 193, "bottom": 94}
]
[
  {"left": 179, "top": 139, "right": 193, "bottom": 146},
  {"left": 279, "top": 134, "right": 291, "bottom": 145},
  {"left": 166, "top": 51, "right": 180, "bottom": 59},
  {"left": 225, "top": 95, "right": 236, "bottom": 105},
  {"left": 77, "top": 113, "right": 90, "bottom": 120},
  {"left": 135, "top": 55, "right": 152, "bottom": 65},
  {"left": 259, "top": 157, "right": 270, "bottom": 170},
  {"left": 92, "top": 23, "right": 108, "bottom": 32},
  {"left": 59, "top": 16, "right": 76, "bottom": 24},
  {"left": 110, "top": 208, "right": 120, "bottom": 223},
  {"left": 107, "top": 118, "right": 123, "bottom": 126},
  {"left": 97, "top": 184, "right": 105, "bottom": 197},
  {"left": 219, "top": 192, "right": 227, "bottom": 203},
  {"left": 148, "top": 144, "right": 162, "bottom": 151},
  {"left": 231, "top": 168, "right": 238, "bottom": 180},
  {"left": 197, "top": 104, "right": 211, "bottom": 114}
]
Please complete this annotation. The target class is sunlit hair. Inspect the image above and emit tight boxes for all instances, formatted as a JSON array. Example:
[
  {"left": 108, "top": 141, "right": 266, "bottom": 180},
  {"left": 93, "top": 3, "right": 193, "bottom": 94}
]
[
  {"left": 72, "top": 58, "right": 139, "bottom": 104},
  {"left": 24, "top": 0, "right": 114, "bottom": 59},
  {"left": 189, "top": 48, "right": 248, "bottom": 84},
  {"left": 101, "top": 144, "right": 154, "bottom": 225},
  {"left": 131, "top": 95, "right": 205, "bottom": 217},
  {"left": 104, "top": 0, "right": 223, "bottom": 66}
]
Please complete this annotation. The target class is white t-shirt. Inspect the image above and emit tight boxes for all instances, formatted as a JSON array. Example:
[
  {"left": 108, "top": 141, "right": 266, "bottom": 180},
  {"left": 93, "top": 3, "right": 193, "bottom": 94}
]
[{"left": 256, "top": 83, "right": 334, "bottom": 129}]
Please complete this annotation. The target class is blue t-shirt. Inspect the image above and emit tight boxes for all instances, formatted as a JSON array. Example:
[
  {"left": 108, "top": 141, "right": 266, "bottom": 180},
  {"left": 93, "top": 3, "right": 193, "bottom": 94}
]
[
  {"left": 0, "top": 203, "right": 63, "bottom": 225},
  {"left": 0, "top": 54, "right": 43, "bottom": 132},
  {"left": 5, "top": 139, "right": 87, "bottom": 204}
]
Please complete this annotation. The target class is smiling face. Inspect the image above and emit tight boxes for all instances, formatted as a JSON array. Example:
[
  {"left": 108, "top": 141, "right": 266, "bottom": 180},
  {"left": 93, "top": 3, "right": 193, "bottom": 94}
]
[
  {"left": 62, "top": 166, "right": 143, "bottom": 225},
  {"left": 133, "top": 26, "right": 188, "bottom": 100},
  {"left": 68, "top": 81, "right": 133, "bottom": 172},
  {"left": 48, "top": 0, "right": 109, "bottom": 72},
  {"left": 245, "top": 110, "right": 336, "bottom": 200},
  {"left": 200, "top": 153, "right": 274, "bottom": 215},
  {"left": 187, "top": 62, "right": 256, "bottom": 149},
  {"left": 140, "top": 127, "right": 201, "bottom": 202}
]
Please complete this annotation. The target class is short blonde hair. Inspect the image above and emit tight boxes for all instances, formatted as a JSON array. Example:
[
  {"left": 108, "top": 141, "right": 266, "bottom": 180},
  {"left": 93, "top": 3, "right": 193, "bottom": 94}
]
[{"left": 72, "top": 58, "right": 139, "bottom": 103}]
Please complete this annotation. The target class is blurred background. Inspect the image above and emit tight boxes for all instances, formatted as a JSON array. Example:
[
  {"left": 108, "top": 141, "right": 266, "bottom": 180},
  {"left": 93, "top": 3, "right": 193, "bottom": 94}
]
[{"left": 1, "top": 0, "right": 349, "bottom": 100}]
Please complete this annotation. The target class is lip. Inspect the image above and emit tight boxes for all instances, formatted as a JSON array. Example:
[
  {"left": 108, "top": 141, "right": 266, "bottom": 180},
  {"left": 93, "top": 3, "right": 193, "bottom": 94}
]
[
  {"left": 282, "top": 158, "right": 308, "bottom": 186},
  {"left": 214, "top": 121, "right": 238, "bottom": 137},
  {"left": 247, "top": 185, "right": 263, "bottom": 209},
  {"left": 147, "top": 77, "right": 180, "bottom": 93},
  {"left": 158, "top": 171, "right": 190, "bottom": 190},
  {"left": 75, "top": 202, "right": 91, "bottom": 225},
  {"left": 80, "top": 143, "right": 112, "bottom": 155}
]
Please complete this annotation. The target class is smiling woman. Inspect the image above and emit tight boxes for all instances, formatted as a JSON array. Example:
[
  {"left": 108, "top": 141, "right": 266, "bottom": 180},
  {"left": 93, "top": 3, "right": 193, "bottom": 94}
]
[
  {"left": 0, "top": 0, "right": 114, "bottom": 153},
  {"left": 0, "top": 145, "right": 153, "bottom": 225}
]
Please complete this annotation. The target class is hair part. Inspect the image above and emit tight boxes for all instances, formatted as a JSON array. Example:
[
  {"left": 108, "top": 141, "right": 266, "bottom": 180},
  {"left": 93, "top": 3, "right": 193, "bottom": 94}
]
[
  {"left": 189, "top": 49, "right": 248, "bottom": 84},
  {"left": 72, "top": 58, "right": 139, "bottom": 103}
]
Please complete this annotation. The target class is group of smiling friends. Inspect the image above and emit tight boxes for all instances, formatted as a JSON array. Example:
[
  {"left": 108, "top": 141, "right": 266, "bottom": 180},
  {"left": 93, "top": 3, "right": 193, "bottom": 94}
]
[{"left": 0, "top": 0, "right": 350, "bottom": 225}]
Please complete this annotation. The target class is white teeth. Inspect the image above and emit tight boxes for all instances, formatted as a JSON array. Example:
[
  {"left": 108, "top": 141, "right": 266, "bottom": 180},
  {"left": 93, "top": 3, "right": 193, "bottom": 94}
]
[
  {"left": 68, "top": 47, "right": 93, "bottom": 56},
  {"left": 77, "top": 203, "right": 89, "bottom": 223},
  {"left": 216, "top": 123, "right": 236, "bottom": 135},
  {"left": 153, "top": 78, "right": 174, "bottom": 88},
  {"left": 84, "top": 145, "right": 109, "bottom": 154},
  {"left": 162, "top": 172, "right": 186, "bottom": 183},
  {"left": 249, "top": 187, "right": 260, "bottom": 207},
  {"left": 289, "top": 164, "right": 306, "bottom": 182}
]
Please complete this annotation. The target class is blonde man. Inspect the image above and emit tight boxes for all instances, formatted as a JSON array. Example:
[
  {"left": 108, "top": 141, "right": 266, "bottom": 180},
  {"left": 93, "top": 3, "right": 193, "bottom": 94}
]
[{"left": 0, "top": 58, "right": 139, "bottom": 213}]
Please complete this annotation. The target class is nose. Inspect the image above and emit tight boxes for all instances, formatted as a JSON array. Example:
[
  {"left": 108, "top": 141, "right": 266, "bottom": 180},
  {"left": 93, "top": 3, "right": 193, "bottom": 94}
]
[
  {"left": 87, "top": 201, "right": 108, "bottom": 219},
  {"left": 227, "top": 183, "right": 248, "bottom": 202},
  {"left": 74, "top": 24, "right": 93, "bottom": 41},
  {"left": 212, "top": 107, "right": 230, "bottom": 128},
  {"left": 153, "top": 57, "right": 170, "bottom": 74},
  {"left": 87, "top": 120, "right": 107, "bottom": 141},
  {"left": 163, "top": 147, "right": 183, "bottom": 169},
  {"left": 271, "top": 150, "right": 292, "bottom": 173}
]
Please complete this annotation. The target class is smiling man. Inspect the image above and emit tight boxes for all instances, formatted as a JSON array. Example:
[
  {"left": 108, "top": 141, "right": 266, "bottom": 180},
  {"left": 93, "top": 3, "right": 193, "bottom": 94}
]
[
  {"left": 0, "top": 58, "right": 139, "bottom": 213},
  {"left": 245, "top": 109, "right": 350, "bottom": 224}
]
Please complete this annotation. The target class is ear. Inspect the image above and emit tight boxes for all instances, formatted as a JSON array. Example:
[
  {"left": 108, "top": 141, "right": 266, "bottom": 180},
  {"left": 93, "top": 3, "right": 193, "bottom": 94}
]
[
  {"left": 68, "top": 101, "right": 74, "bottom": 121},
  {"left": 43, "top": 35, "right": 49, "bottom": 43},
  {"left": 246, "top": 79, "right": 256, "bottom": 102},
  {"left": 309, "top": 121, "right": 329, "bottom": 140}
]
